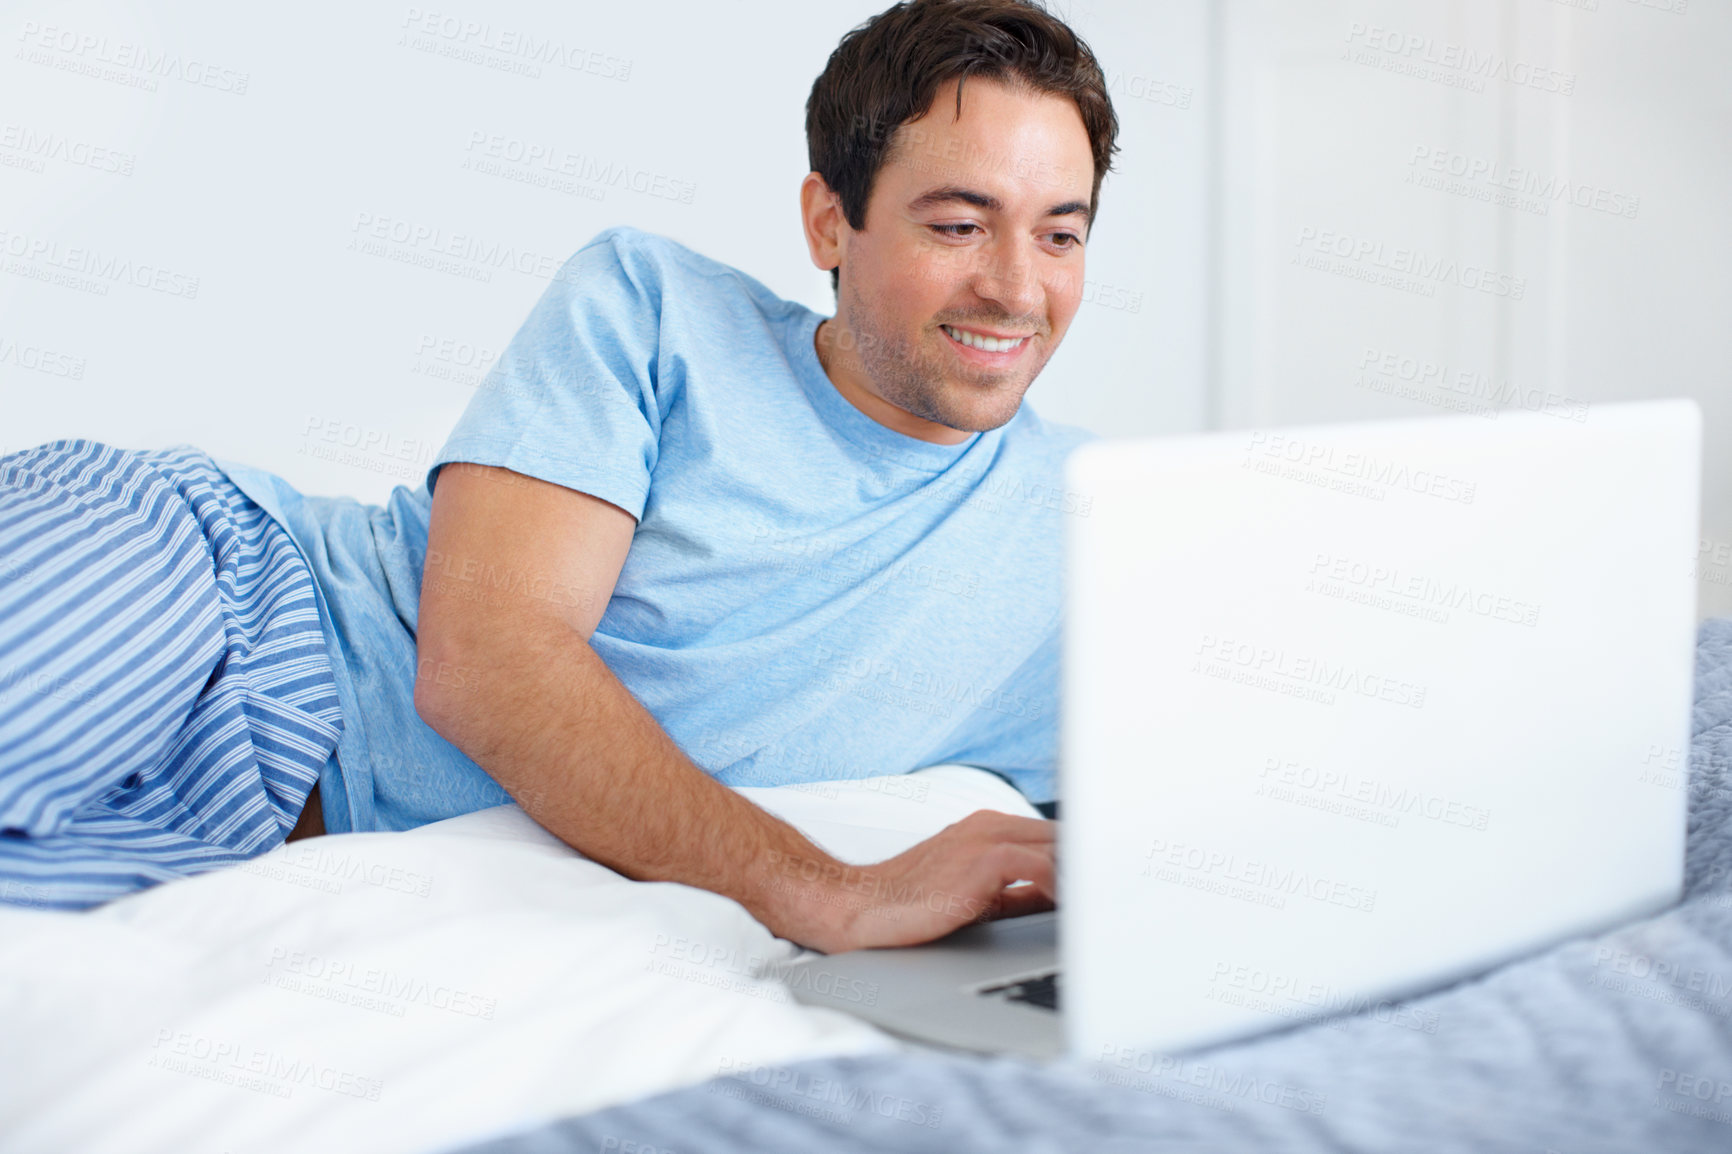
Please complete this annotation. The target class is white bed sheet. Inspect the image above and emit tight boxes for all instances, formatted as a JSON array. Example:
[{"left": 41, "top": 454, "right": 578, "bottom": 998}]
[{"left": 0, "top": 765, "right": 1039, "bottom": 1154}]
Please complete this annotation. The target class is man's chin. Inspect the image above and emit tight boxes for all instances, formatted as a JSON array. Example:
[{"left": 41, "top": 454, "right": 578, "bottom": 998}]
[{"left": 930, "top": 397, "right": 1026, "bottom": 435}]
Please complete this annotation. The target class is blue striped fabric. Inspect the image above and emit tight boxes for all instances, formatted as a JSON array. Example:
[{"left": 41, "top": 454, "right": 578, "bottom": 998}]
[{"left": 0, "top": 439, "right": 344, "bottom": 910}]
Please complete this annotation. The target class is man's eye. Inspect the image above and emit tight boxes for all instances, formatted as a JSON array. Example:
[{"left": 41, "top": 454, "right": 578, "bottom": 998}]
[
  {"left": 930, "top": 224, "right": 979, "bottom": 238},
  {"left": 1050, "top": 233, "right": 1081, "bottom": 249}
]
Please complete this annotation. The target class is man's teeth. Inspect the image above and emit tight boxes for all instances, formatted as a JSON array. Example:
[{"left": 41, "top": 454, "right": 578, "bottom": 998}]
[{"left": 943, "top": 324, "right": 1026, "bottom": 353}]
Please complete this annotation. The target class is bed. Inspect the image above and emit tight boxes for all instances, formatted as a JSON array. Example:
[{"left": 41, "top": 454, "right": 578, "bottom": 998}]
[
  {"left": 4, "top": 620, "right": 1731, "bottom": 1154},
  {"left": 0, "top": 765, "right": 1036, "bottom": 1152}
]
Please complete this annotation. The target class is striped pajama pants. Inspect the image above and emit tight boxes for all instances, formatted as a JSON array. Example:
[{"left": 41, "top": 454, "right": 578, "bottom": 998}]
[{"left": 0, "top": 439, "right": 344, "bottom": 910}]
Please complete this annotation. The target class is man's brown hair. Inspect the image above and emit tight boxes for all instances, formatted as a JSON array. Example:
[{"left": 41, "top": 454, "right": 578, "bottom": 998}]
[{"left": 806, "top": 0, "right": 1121, "bottom": 294}]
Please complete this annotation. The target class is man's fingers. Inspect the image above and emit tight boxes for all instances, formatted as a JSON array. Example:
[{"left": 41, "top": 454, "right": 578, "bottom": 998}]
[
  {"left": 981, "top": 842, "right": 1056, "bottom": 902},
  {"left": 991, "top": 882, "right": 1057, "bottom": 921},
  {"left": 837, "top": 819, "right": 1062, "bottom": 948},
  {"left": 971, "top": 843, "right": 1057, "bottom": 922}
]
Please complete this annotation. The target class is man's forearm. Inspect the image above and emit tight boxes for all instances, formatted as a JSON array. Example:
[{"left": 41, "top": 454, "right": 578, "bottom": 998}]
[{"left": 415, "top": 620, "right": 851, "bottom": 946}]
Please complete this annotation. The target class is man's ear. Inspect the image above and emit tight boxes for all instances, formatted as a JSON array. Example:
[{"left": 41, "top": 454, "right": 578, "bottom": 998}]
[{"left": 799, "top": 171, "right": 846, "bottom": 284}]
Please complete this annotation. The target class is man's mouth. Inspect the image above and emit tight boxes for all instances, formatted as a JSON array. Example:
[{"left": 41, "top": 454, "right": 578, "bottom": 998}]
[{"left": 940, "top": 323, "right": 1032, "bottom": 355}]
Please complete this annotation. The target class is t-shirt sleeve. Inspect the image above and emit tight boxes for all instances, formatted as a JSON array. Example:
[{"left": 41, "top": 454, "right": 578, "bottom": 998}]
[
  {"left": 427, "top": 228, "right": 664, "bottom": 520},
  {"left": 925, "top": 617, "right": 1062, "bottom": 805}
]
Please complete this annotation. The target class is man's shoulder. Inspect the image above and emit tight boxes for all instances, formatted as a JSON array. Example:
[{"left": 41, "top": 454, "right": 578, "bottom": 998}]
[
  {"left": 567, "top": 226, "right": 797, "bottom": 317},
  {"left": 574, "top": 224, "right": 706, "bottom": 270}
]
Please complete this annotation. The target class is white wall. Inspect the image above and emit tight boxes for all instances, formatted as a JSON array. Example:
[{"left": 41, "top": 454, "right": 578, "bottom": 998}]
[
  {"left": 1212, "top": 0, "right": 1732, "bottom": 616},
  {"left": 6, "top": 0, "right": 1726, "bottom": 613},
  {"left": 0, "top": 0, "right": 1208, "bottom": 497}
]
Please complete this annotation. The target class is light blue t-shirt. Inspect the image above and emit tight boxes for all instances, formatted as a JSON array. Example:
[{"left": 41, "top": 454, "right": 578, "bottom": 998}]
[{"left": 216, "top": 225, "right": 1094, "bottom": 833}]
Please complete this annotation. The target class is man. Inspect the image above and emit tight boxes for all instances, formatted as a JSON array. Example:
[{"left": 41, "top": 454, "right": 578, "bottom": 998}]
[{"left": 0, "top": 0, "right": 1119, "bottom": 953}]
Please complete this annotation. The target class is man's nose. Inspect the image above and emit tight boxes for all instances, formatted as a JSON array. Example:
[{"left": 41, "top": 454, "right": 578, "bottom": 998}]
[{"left": 968, "top": 242, "right": 1044, "bottom": 319}]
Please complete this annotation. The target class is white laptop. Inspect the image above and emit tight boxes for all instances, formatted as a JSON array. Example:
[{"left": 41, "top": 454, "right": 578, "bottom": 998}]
[{"left": 787, "top": 399, "right": 1702, "bottom": 1061}]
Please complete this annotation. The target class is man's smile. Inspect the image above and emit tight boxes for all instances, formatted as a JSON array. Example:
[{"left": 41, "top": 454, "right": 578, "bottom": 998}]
[{"left": 940, "top": 322, "right": 1034, "bottom": 363}]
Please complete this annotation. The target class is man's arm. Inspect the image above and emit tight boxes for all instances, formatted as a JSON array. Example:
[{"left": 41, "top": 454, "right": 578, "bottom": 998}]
[{"left": 413, "top": 463, "right": 1056, "bottom": 953}]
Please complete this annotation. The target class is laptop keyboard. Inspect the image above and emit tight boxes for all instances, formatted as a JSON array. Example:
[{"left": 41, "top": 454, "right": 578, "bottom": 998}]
[{"left": 978, "top": 970, "right": 1060, "bottom": 1011}]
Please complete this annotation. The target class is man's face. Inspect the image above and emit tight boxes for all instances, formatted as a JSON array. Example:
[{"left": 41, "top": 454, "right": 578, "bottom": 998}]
[{"left": 826, "top": 76, "right": 1096, "bottom": 436}]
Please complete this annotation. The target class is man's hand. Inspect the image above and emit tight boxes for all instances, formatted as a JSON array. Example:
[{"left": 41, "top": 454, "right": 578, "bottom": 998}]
[{"left": 760, "top": 809, "right": 1057, "bottom": 954}]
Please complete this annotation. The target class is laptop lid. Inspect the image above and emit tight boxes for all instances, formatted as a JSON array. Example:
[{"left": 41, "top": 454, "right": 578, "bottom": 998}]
[{"left": 1060, "top": 399, "right": 1702, "bottom": 1059}]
